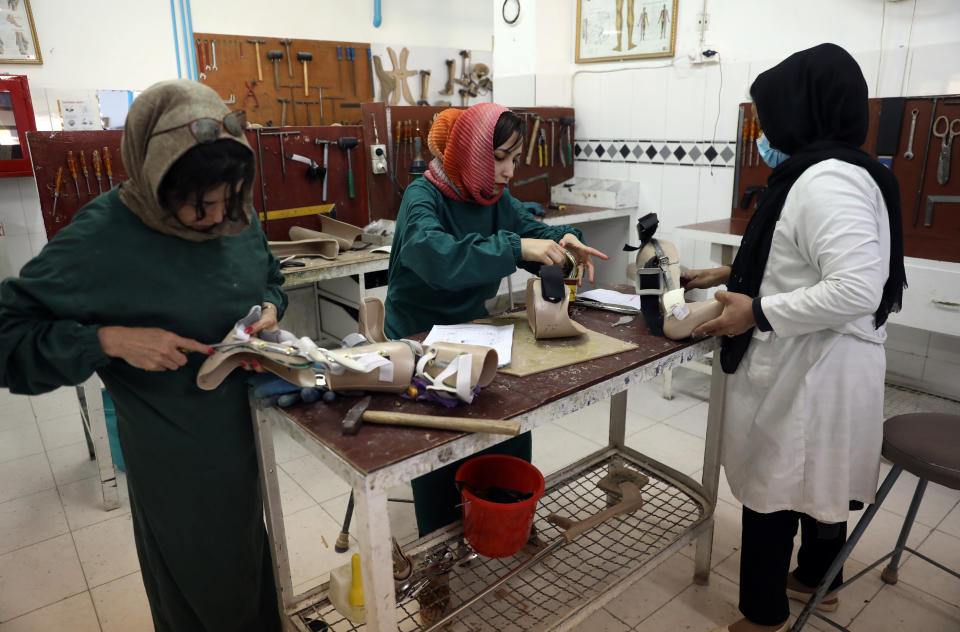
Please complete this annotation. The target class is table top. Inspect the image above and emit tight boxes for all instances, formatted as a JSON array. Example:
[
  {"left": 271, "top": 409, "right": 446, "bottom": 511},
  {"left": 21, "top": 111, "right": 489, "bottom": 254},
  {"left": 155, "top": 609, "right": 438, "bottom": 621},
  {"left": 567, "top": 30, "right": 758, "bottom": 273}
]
[
  {"left": 280, "top": 249, "right": 390, "bottom": 287},
  {"left": 278, "top": 302, "right": 700, "bottom": 475}
]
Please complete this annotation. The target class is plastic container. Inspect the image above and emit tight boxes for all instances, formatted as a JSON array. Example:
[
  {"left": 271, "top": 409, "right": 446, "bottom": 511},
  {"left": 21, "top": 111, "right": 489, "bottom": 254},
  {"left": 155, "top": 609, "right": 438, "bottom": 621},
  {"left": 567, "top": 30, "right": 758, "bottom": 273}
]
[
  {"left": 455, "top": 454, "right": 545, "bottom": 558},
  {"left": 328, "top": 554, "right": 365, "bottom": 624}
]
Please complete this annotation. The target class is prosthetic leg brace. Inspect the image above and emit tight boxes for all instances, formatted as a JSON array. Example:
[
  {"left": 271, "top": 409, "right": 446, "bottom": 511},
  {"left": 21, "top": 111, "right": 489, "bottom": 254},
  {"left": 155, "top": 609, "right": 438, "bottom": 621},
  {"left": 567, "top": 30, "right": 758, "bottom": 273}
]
[
  {"left": 526, "top": 265, "right": 586, "bottom": 339},
  {"left": 321, "top": 341, "right": 419, "bottom": 394},
  {"left": 415, "top": 342, "right": 498, "bottom": 404},
  {"left": 631, "top": 215, "right": 721, "bottom": 340},
  {"left": 197, "top": 306, "right": 318, "bottom": 389}
]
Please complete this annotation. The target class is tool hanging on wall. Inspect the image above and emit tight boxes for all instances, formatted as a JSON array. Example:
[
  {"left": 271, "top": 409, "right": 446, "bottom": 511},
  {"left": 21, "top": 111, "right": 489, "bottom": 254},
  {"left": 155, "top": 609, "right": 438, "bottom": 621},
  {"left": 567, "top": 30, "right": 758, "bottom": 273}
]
[
  {"left": 297, "top": 52, "right": 313, "bottom": 97},
  {"left": 560, "top": 116, "right": 575, "bottom": 167},
  {"left": 538, "top": 126, "right": 547, "bottom": 167},
  {"left": 525, "top": 116, "right": 541, "bottom": 165},
  {"left": 91, "top": 150, "right": 103, "bottom": 193},
  {"left": 311, "top": 86, "right": 332, "bottom": 124},
  {"left": 314, "top": 139, "right": 332, "bottom": 201},
  {"left": 210, "top": 40, "right": 218, "bottom": 72},
  {"left": 741, "top": 115, "right": 750, "bottom": 167},
  {"left": 911, "top": 98, "right": 939, "bottom": 226},
  {"left": 51, "top": 167, "right": 63, "bottom": 221},
  {"left": 79, "top": 150, "right": 91, "bottom": 195},
  {"left": 923, "top": 195, "right": 960, "bottom": 228},
  {"left": 337, "top": 46, "right": 344, "bottom": 92},
  {"left": 244, "top": 81, "right": 260, "bottom": 111},
  {"left": 748, "top": 116, "right": 758, "bottom": 167},
  {"left": 367, "top": 48, "right": 376, "bottom": 100},
  {"left": 323, "top": 95, "right": 344, "bottom": 123},
  {"left": 248, "top": 39, "right": 266, "bottom": 81},
  {"left": 296, "top": 100, "right": 319, "bottom": 125},
  {"left": 195, "top": 39, "right": 207, "bottom": 80},
  {"left": 102, "top": 147, "right": 114, "bottom": 188},
  {"left": 338, "top": 137, "right": 358, "bottom": 198},
  {"left": 346, "top": 46, "right": 357, "bottom": 96},
  {"left": 286, "top": 152, "right": 326, "bottom": 181},
  {"left": 267, "top": 50, "right": 283, "bottom": 90},
  {"left": 277, "top": 98, "right": 290, "bottom": 127},
  {"left": 262, "top": 129, "right": 301, "bottom": 183},
  {"left": 904, "top": 108, "right": 919, "bottom": 160},
  {"left": 65, "top": 151, "right": 81, "bottom": 197},
  {"left": 933, "top": 115, "right": 960, "bottom": 186},
  {"left": 280, "top": 39, "right": 293, "bottom": 77}
]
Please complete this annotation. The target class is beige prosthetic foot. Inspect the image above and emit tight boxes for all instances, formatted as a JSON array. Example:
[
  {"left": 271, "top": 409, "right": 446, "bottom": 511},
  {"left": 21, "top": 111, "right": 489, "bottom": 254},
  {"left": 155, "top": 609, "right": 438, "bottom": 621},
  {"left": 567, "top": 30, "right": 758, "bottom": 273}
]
[{"left": 525, "top": 265, "right": 586, "bottom": 339}]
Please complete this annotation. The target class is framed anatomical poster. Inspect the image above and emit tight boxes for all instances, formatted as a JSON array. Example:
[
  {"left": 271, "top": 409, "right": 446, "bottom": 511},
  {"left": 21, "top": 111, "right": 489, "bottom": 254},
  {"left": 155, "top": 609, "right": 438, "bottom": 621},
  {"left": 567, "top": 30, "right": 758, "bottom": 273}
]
[
  {"left": 576, "top": 0, "right": 677, "bottom": 63},
  {"left": 0, "top": 0, "right": 41, "bottom": 64}
]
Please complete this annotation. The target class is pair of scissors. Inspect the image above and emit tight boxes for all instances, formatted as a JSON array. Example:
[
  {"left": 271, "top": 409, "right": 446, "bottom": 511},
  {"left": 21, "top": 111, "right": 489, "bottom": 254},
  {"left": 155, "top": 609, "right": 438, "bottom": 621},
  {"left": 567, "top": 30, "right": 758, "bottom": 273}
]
[{"left": 933, "top": 115, "right": 960, "bottom": 185}]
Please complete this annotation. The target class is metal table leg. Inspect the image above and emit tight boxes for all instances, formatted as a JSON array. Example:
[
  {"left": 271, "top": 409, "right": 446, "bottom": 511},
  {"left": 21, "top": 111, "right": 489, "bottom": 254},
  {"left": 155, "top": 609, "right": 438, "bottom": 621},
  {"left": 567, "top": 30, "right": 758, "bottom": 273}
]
[
  {"left": 694, "top": 339, "right": 725, "bottom": 584},
  {"left": 76, "top": 377, "right": 120, "bottom": 511},
  {"left": 353, "top": 482, "right": 397, "bottom": 630}
]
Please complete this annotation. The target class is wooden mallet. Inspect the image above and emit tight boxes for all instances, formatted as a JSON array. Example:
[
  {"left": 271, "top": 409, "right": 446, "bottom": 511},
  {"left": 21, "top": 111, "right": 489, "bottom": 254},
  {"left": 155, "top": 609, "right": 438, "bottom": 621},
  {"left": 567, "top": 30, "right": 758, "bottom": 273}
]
[
  {"left": 297, "top": 52, "right": 313, "bottom": 96},
  {"left": 248, "top": 39, "right": 266, "bottom": 81}
]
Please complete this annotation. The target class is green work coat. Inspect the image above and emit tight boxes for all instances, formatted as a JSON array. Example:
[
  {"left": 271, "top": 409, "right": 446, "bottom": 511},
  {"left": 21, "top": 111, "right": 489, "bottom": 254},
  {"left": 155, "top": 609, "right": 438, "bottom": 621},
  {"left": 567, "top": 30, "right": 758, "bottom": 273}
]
[
  {"left": 384, "top": 178, "right": 583, "bottom": 339},
  {"left": 0, "top": 189, "right": 286, "bottom": 631},
  {"left": 384, "top": 178, "right": 583, "bottom": 535}
]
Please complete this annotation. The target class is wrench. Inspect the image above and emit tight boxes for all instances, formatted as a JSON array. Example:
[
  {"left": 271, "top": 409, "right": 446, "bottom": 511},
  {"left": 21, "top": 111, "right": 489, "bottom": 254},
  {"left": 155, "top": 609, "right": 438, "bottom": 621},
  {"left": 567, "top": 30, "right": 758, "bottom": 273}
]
[
  {"left": 211, "top": 40, "right": 218, "bottom": 71},
  {"left": 203, "top": 40, "right": 211, "bottom": 71},
  {"left": 903, "top": 108, "right": 919, "bottom": 160}
]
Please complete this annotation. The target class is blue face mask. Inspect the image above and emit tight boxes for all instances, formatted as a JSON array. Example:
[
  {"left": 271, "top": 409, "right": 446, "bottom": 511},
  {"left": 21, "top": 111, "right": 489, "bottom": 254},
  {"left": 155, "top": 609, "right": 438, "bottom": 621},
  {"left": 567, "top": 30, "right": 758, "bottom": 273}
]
[{"left": 756, "top": 133, "right": 790, "bottom": 168}]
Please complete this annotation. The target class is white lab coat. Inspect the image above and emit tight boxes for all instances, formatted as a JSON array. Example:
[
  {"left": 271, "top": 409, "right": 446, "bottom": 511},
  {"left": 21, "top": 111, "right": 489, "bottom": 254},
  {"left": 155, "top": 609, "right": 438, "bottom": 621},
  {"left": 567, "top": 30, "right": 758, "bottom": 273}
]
[{"left": 723, "top": 159, "right": 891, "bottom": 524}]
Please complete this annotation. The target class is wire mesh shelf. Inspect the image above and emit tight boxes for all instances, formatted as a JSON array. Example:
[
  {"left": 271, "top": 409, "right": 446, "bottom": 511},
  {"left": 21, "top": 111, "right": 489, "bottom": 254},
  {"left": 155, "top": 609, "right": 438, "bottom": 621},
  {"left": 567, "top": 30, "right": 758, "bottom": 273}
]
[{"left": 292, "top": 450, "right": 706, "bottom": 631}]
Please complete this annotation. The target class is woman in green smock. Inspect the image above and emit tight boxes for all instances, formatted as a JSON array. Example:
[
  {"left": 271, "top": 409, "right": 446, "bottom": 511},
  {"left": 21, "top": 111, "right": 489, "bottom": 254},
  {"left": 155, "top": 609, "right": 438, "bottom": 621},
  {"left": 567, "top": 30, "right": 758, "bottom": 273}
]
[
  {"left": 384, "top": 103, "right": 607, "bottom": 536},
  {"left": 0, "top": 80, "right": 284, "bottom": 631}
]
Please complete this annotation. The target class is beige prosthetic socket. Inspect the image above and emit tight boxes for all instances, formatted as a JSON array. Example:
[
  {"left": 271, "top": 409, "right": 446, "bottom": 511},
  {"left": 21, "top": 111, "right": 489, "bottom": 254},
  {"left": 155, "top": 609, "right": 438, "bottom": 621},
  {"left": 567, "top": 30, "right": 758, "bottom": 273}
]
[
  {"left": 197, "top": 336, "right": 316, "bottom": 391},
  {"left": 525, "top": 277, "right": 587, "bottom": 339},
  {"left": 289, "top": 215, "right": 363, "bottom": 251},
  {"left": 322, "top": 342, "right": 416, "bottom": 393},
  {"left": 358, "top": 296, "right": 388, "bottom": 343},
  {"left": 416, "top": 342, "right": 498, "bottom": 404},
  {"left": 268, "top": 236, "right": 339, "bottom": 260},
  {"left": 635, "top": 239, "right": 721, "bottom": 340}
]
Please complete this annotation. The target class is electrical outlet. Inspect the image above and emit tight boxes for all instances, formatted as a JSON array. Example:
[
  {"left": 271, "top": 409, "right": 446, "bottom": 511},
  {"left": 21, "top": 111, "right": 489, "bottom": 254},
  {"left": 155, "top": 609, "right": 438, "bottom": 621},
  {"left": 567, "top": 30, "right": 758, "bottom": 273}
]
[
  {"left": 689, "top": 47, "right": 719, "bottom": 65},
  {"left": 370, "top": 144, "right": 387, "bottom": 174}
]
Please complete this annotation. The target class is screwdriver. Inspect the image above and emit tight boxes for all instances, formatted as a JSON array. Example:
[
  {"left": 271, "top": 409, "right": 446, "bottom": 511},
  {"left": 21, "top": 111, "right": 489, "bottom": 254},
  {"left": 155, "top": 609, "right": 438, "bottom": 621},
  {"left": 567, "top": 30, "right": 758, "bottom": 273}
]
[
  {"left": 66, "top": 151, "right": 81, "bottom": 197},
  {"left": 51, "top": 167, "right": 63, "bottom": 221},
  {"left": 741, "top": 117, "right": 749, "bottom": 167},
  {"left": 91, "top": 150, "right": 103, "bottom": 193},
  {"left": 79, "top": 150, "right": 91, "bottom": 194},
  {"left": 102, "top": 147, "right": 114, "bottom": 188}
]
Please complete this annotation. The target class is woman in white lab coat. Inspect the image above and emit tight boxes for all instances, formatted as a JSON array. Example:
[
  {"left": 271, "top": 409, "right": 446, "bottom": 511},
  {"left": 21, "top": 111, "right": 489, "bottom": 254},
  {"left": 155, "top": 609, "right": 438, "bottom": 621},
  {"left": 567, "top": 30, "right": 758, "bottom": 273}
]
[{"left": 683, "top": 43, "right": 907, "bottom": 632}]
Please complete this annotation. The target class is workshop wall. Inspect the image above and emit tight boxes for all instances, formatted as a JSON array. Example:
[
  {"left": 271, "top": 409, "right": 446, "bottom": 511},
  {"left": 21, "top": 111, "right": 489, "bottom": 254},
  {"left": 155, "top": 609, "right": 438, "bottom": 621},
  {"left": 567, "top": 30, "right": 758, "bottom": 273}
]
[{"left": 0, "top": 0, "right": 493, "bottom": 276}]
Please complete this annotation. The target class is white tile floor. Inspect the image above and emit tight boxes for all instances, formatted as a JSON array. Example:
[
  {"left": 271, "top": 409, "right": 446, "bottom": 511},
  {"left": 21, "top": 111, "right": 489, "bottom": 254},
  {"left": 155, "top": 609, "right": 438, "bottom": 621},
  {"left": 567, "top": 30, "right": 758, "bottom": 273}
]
[{"left": 0, "top": 374, "right": 959, "bottom": 631}]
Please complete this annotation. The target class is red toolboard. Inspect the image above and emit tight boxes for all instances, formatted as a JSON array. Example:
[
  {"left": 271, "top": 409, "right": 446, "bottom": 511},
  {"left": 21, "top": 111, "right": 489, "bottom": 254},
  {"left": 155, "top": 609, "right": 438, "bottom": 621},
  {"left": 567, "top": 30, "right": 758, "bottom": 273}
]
[
  {"left": 360, "top": 103, "right": 576, "bottom": 221},
  {"left": 27, "top": 126, "right": 369, "bottom": 242},
  {"left": 733, "top": 96, "right": 960, "bottom": 263}
]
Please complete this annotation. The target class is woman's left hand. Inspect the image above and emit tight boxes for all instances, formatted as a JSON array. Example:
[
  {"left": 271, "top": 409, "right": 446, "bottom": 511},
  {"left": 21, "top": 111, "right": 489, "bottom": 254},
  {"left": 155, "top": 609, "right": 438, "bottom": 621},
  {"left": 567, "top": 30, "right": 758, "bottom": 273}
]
[
  {"left": 246, "top": 302, "right": 280, "bottom": 337},
  {"left": 692, "top": 290, "right": 756, "bottom": 337},
  {"left": 559, "top": 233, "right": 609, "bottom": 284}
]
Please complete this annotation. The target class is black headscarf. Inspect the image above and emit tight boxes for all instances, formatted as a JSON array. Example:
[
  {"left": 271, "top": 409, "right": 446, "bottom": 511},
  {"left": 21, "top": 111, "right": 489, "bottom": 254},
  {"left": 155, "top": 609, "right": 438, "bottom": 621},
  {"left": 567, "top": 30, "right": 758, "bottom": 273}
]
[{"left": 721, "top": 43, "right": 906, "bottom": 374}]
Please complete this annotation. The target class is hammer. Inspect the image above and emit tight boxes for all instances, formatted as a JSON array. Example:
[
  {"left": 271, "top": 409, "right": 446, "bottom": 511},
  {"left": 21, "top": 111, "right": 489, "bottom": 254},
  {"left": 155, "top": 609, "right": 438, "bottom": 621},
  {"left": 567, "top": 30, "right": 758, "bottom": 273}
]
[
  {"left": 337, "top": 136, "right": 358, "bottom": 198},
  {"left": 277, "top": 97, "right": 290, "bottom": 127},
  {"left": 341, "top": 396, "right": 521, "bottom": 435},
  {"left": 559, "top": 115, "right": 576, "bottom": 167},
  {"left": 248, "top": 39, "right": 266, "bottom": 81},
  {"left": 267, "top": 50, "right": 283, "bottom": 90},
  {"left": 297, "top": 52, "right": 313, "bottom": 96},
  {"left": 280, "top": 39, "right": 294, "bottom": 77}
]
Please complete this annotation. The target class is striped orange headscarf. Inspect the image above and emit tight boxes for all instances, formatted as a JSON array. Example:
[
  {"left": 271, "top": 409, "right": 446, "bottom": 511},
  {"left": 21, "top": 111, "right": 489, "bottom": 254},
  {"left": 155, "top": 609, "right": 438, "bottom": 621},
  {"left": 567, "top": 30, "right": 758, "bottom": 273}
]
[{"left": 425, "top": 102, "right": 510, "bottom": 205}]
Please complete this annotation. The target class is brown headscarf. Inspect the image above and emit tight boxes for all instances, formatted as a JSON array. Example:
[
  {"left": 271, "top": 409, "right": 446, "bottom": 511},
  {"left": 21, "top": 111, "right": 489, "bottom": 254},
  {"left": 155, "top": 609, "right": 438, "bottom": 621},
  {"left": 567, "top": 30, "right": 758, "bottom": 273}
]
[
  {"left": 118, "top": 79, "right": 254, "bottom": 242},
  {"left": 425, "top": 102, "right": 510, "bottom": 205}
]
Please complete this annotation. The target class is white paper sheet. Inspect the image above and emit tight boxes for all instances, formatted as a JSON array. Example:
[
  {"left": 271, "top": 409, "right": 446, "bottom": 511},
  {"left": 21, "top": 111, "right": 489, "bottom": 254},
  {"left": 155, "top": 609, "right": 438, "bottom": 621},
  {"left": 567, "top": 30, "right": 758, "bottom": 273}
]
[
  {"left": 423, "top": 324, "right": 514, "bottom": 367},
  {"left": 577, "top": 288, "right": 643, "bottom": 309}
]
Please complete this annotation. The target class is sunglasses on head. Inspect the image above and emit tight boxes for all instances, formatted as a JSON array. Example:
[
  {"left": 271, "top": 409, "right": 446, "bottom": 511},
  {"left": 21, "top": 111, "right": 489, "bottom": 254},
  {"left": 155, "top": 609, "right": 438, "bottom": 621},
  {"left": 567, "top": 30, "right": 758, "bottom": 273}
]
[{"left": 150, "top": 110, "right": 246, "bottom": 143}]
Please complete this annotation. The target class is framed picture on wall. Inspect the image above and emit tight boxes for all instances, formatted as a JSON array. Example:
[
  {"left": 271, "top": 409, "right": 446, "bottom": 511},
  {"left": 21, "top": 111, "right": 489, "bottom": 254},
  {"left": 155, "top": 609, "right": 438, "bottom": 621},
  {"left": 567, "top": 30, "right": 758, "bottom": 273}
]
[
  {"left": 576, "top": 0, "right": 677, "bottom": 63},
  {"left": 0, "top": 0, "right": 41, "bottom": 64}
]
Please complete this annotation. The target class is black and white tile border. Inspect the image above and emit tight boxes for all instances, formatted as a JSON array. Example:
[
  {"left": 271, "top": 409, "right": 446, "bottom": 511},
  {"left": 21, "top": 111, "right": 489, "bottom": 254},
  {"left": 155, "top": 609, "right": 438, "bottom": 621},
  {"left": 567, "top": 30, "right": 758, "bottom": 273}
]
[{"left": 574, "top": 139, "right": 738, "bottom": 167}]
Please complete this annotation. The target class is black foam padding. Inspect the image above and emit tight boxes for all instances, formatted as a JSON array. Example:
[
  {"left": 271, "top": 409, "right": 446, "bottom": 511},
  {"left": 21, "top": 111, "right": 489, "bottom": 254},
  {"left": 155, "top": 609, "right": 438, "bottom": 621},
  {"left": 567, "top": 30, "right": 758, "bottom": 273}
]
[{"left": 540, "top": 265, "right": 565, "bottom": 303}]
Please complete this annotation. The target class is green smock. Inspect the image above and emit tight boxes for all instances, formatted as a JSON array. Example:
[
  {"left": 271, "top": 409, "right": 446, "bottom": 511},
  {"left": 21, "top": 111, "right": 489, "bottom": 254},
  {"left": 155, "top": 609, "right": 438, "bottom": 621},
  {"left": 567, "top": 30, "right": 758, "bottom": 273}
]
[
  {"left": 0, "top": 189, "right": 286, "bottom": 631},
  {"left": 384, "top": 177, "right": 582, "bottom": 535}
]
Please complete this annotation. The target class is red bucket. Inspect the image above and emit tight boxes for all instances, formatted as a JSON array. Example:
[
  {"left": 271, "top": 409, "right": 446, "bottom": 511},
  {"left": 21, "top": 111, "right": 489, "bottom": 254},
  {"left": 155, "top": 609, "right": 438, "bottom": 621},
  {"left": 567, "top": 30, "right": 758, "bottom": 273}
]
[{"left": 455, "top": 454, "right": 545, "bottom": 558}]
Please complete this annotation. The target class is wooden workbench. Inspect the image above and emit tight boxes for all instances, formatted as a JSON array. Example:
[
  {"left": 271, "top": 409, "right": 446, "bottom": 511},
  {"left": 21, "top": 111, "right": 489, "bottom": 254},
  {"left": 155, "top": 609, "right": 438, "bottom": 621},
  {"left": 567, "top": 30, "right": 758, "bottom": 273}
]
[{"left": 251, "top": 304, "right": 726, "bottom": 631}]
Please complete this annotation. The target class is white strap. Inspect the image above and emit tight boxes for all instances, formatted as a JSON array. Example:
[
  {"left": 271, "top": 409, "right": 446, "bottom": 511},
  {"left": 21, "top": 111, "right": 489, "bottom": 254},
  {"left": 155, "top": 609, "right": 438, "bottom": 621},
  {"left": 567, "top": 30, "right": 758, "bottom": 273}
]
[{"left": 415, "top": 350, "right": 476, "bottom": 403}]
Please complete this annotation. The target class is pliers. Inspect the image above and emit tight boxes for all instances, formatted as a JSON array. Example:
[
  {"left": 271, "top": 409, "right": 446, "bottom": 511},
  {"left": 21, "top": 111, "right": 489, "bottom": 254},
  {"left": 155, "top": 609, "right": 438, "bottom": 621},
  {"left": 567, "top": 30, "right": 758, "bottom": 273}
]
[{"left": 243, "top": 81, "right": 259, "bottom": 111}]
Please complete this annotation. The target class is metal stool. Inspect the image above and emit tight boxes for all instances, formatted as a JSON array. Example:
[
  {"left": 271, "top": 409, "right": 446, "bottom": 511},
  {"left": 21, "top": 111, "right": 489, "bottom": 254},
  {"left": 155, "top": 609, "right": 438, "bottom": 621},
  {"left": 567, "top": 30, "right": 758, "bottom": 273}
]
[{"left": 792, "top": 412, "right": 960, "bottom": 631}]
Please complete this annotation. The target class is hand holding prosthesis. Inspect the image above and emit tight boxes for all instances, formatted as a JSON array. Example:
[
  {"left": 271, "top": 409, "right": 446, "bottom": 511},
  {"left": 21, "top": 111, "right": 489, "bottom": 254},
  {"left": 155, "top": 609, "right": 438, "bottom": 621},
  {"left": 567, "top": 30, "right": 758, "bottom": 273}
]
[{"left": 526, "top": 264, "right": 586, "bottom": 339}]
